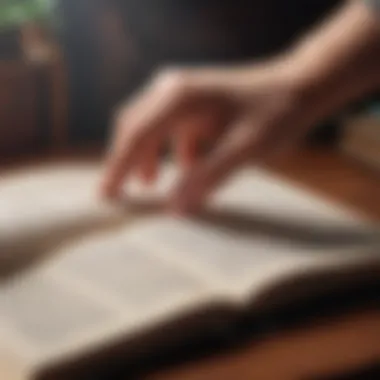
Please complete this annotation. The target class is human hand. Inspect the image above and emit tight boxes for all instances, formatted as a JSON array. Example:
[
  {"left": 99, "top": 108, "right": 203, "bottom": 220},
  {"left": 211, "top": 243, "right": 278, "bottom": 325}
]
[
  {"left": 100, "top": 0, "right": 380, "bottom": 215},
  {"left": 100, "top": 61, "right": 319, "bottom": 214}
]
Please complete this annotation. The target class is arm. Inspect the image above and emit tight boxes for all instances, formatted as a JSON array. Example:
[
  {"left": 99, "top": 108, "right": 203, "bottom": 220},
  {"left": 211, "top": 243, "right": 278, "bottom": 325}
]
[
  {"left": 101, "top": 0, "right": 380, "bottom": 213},
  {"left": 289, "top": 0, "right": 380, "bottom": 119},
  {"left": 184, "top": 1, "right": 380, "bottom": 117}
]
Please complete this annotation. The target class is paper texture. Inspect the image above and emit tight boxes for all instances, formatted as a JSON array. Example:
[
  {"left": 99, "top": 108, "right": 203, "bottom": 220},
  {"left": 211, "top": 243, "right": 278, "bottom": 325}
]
[
  {"left": 0, "top": 273, "right": 110, "bottom": 347},
  {"left": 0, "top": 161, "right": 379, "bottom": 379}
]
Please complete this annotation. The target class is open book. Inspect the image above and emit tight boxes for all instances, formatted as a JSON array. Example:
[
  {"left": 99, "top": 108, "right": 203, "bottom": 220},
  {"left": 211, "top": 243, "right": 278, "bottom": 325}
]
[{"left": 0, "top": 161, "right": 379, "bottom": 380}]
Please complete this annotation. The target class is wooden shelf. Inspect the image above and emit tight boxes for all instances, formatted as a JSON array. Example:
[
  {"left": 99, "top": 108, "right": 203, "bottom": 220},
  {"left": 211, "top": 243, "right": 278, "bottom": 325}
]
[
  {"left": 0, "top": 61, "right": 39, "bottom": 155},
  {"left": 0, "top": 24, "right": 68, "bottom": 157}
]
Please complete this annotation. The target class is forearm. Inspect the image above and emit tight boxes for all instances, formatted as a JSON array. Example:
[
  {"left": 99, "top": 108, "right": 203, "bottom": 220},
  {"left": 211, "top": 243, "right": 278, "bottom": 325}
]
[
  {"left": 290, "top": 0, "right": 380, "bottom": 117},
  {"left": 176, "top": 0, "right": 380, "bottom": 124}
]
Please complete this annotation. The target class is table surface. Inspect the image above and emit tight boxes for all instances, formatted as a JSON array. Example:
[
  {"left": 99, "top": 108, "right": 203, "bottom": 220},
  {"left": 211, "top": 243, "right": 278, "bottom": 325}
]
[
  {"left": 2, "top": 147, "right": 380, "bottom": 380},
  {"left": 146, "top": 147, "right": 380, "bottom": 380},
  {"left": 2, "top": 146, "right": 380, "bottom": 219}
]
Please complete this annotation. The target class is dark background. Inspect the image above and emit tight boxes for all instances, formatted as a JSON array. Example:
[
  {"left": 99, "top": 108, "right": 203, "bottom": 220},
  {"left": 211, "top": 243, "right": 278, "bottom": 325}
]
[{"left": 58, "top": 0, "right": 343, "bottom": 145}]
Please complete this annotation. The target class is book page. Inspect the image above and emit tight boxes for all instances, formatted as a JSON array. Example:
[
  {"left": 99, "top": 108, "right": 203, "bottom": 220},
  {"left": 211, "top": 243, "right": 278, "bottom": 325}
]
[
  {"left": 0, "top": 228, "right": 217, "bottom": 366},
  {"left": 0, "top": 161, "right": 179, "bottom": 269},
  {"left": 0, "top": 161, "right": 379, "bottom": 374},
  {"left": 0, "top": 163, "right": 219, "bottom": 372},
  {"left": 125, "top": 167, "right": 380, "bottom": 300},
  {"left": 0, "top": 163, "right": 135, "bottom": 279}
]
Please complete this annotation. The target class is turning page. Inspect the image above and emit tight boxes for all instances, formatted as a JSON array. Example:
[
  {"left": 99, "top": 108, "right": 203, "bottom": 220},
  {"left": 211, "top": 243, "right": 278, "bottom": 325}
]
[
  {"left": 0, "top": 161, "right": 379, "bottom": 380},
  {"left": 125, "top": 167, "right": 380, "bottom": 301},
  {"left": 0, "top": 162, "right": 223, "bottom": 379},
  {"left": 0, "top": 163, "right": 133, "bottom": 278}
]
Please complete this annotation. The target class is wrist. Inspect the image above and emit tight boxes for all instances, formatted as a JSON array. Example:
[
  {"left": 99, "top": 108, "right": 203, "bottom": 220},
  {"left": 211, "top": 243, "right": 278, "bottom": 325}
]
[
  {"left": 282, "top": 0, "right": 380, "bottom": 122},
  {"left": 287, "top": 50, "right": 380, "bottom": 124}
]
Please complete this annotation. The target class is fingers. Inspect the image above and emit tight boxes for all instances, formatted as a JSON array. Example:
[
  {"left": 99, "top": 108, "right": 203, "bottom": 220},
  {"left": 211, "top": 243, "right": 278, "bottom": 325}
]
[
  {"left": 136, "top": 137, "right": 162, "bottom": 184},
  {"left": 137, "top": 109, "right": 222, "bottom": 184},
  {"left": 170, "top": 116, "right": 285, "bottom": 214},
  {"left": 174, "top": 124, "right": 200, "bottom": 170},
  {"left": 101, "top": 76, "right": 188, "bottom": 199},
  {"left": 173, "top": 110, "right": 223, "bottom": 170},
  {"left": 170, "top": 117, "right": 254, "bottom": 214}
]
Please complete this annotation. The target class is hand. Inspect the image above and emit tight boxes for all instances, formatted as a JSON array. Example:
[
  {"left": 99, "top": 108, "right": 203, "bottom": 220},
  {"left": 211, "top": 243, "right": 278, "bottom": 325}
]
[
  {"left": 100, "top": 1, "right": 380, "bottom": 215},
  {"left": 100, "top": 60, "right": 316, "bottom": 214}
]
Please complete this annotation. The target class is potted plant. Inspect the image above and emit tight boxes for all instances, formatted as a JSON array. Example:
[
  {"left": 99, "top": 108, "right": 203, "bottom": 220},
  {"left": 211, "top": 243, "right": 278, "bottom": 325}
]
[{"left": 0, "top": 0, "right": 53, "bottom": 59}]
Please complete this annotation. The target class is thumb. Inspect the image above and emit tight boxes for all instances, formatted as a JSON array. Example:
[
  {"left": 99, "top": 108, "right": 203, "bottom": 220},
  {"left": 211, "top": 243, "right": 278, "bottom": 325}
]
[
  {"left": 171, "top": 116, "right": 256, "bottom": 214},
  {"left": 170, "top": 113, "right": 287, "bottom": 214}
]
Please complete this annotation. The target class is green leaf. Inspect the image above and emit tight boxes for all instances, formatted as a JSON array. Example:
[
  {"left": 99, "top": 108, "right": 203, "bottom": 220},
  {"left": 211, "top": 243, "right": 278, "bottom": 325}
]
[{"left": 0, "top": 0, "right": 54, "bottom": 28}]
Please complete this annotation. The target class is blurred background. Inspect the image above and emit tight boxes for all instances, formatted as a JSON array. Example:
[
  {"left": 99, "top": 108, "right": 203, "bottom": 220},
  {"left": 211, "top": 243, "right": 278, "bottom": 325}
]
[
  {"left": 0, "top": 4, "right": 379, "bottom": 378},
  {"left": 0, "top": 0, "right": 379, "bottom": 169}
]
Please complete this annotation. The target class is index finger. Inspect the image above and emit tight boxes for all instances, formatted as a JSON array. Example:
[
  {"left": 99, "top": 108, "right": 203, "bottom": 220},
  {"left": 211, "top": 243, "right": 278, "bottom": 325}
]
[{"left": 101, "top": 81, "right": 186, "bottom": 199}]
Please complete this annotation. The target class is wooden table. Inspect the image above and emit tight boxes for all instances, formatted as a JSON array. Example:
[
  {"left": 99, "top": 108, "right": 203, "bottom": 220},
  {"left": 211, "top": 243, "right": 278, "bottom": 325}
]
[
  {"left": 147, "top": 147, "right": 380, "bottom": 380},
  {"left": 1, "top": 147, "right": 379, "bottom": 380}
]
